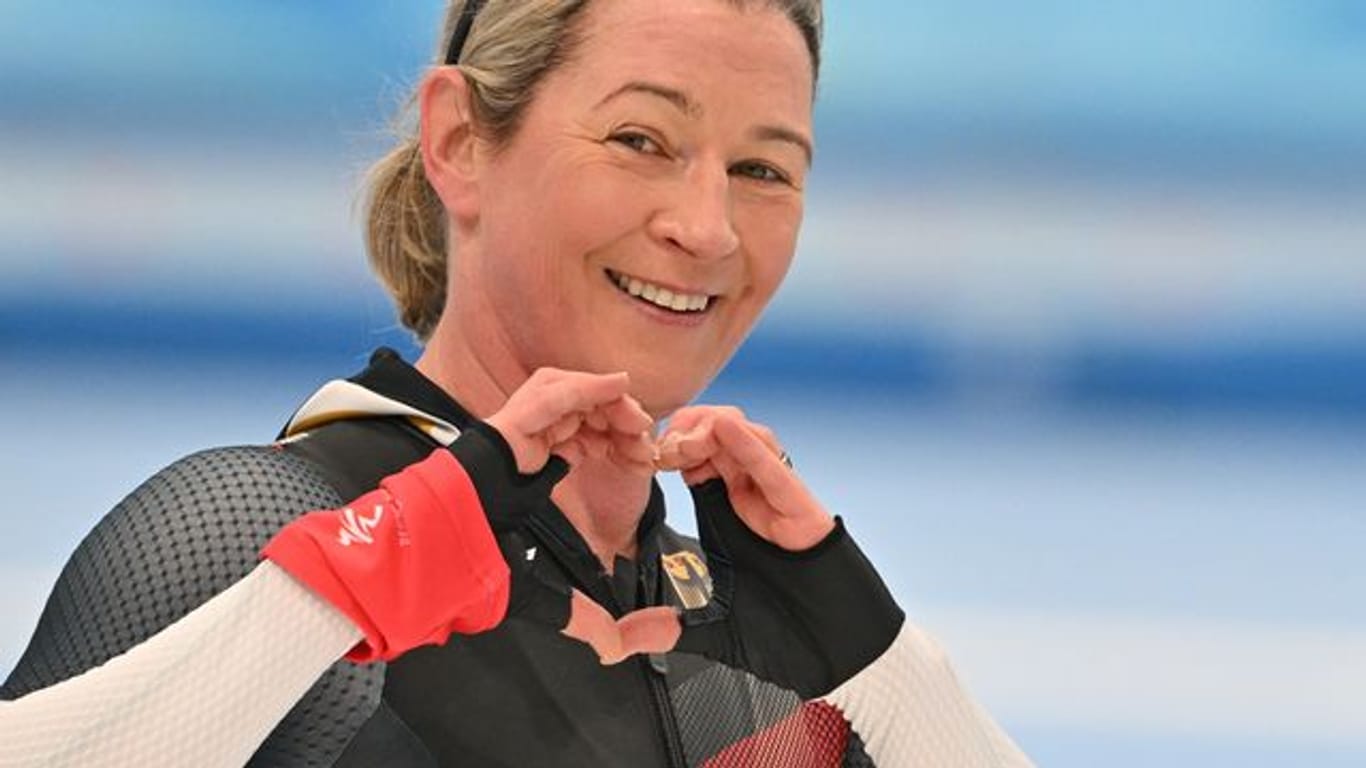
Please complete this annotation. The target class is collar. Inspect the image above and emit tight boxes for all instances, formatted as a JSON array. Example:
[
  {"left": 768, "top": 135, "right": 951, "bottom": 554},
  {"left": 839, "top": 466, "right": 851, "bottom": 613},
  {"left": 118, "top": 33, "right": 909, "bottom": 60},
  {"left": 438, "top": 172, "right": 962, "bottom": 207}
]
[
  {"left": 279, "top": 348, "right": 473, "bottom": 445},
  {"left": 280, "top": 347, "right": 668, "bottom": 585}
]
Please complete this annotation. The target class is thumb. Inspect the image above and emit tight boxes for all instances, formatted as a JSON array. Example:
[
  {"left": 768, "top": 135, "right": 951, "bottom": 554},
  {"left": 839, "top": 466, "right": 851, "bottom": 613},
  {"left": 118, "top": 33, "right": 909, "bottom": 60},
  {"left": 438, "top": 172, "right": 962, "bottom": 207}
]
[
  {"left": 561, "top": 589, "right": 624, "bottom": 663},
  {"left": 616, "top": 607, "right": 683, "bottom": 660}
]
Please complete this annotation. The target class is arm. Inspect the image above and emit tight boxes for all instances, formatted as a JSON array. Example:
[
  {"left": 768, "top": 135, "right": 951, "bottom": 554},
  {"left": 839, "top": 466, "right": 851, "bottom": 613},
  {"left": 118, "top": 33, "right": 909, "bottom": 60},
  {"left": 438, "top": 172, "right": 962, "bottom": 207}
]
[
  {"left": 0, "top": 432, "right": 570, "bottom": 768},
  {"left": 1, "top": 369, "right": 655, "bottom": 767},
  {"left": 821, "top": 616, "right": 1032, "bottom": 766},
  {"left": 649, "top": 407, "right": 1034, "bottom": 767},
  {"left": 0, "top": 563, "right": 358, "bottom": 768}
]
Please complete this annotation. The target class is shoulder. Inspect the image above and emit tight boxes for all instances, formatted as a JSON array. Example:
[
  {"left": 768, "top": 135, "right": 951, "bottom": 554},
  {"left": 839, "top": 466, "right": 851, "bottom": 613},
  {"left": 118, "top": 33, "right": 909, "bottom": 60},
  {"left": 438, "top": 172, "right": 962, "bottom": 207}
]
[
  {"left": 2, "top": 445, "right": 344, "bottom": 698},
  {"left": 280, "top": 416, "right": 441, "bottom": 502},
  {"left": 3, "top": 443, "right": 397, "bottom": 765}
]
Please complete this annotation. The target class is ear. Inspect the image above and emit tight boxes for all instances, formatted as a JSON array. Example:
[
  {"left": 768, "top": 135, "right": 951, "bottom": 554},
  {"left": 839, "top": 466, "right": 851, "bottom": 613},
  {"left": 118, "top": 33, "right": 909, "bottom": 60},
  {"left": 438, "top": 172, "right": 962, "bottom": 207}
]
[{"left": 419, "top": 66, "right": 481, "bottom": 222}]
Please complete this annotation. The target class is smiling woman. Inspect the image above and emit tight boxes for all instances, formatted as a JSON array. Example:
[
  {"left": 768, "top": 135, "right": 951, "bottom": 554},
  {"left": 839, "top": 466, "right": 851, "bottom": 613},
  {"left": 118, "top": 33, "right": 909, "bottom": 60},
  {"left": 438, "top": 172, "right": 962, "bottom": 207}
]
[
  {"left": 0, "top": 1, "right": 1030, "bottom": 767},
  {"left": 380, "top": 0, "right": 816, "bottom": 416}
]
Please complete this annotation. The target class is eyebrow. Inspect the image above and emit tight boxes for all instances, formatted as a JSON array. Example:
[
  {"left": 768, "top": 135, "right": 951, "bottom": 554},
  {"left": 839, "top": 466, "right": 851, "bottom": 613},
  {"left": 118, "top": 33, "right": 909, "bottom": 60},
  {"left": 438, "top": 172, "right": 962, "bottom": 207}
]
[
  {"left": 597, "top": 80, "right": 813, "bottom": 165},
  {"left": 597, "top": 81, "right": 700, "bottom": 117},
  {"left": 753, "top": 124, "right": 813, "bottom": 166}
]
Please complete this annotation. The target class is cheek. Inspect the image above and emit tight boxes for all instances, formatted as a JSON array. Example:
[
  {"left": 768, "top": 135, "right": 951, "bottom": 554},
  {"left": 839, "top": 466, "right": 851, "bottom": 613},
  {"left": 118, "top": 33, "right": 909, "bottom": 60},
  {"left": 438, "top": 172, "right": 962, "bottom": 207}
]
[
  {"left": 498, "top": 170, "right": 656, "bottom": 299},
  {"left": 738, "top": 202, "right": 803, "bottom": 300},
  {"left": 552, "top": 166, "right": 657, "bottom": 252}
]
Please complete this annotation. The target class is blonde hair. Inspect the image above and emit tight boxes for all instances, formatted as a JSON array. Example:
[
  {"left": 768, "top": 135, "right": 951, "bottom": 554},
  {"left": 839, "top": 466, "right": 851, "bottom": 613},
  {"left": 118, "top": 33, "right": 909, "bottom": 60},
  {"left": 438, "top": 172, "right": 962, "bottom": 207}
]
[{"left": 363, "top": 0, "right": 823, "bottom": 340}]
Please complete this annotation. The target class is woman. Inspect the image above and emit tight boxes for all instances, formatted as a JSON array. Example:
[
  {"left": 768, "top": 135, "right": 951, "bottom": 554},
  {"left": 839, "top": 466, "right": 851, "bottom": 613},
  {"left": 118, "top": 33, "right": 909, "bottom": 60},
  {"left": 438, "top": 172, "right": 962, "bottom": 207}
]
[{"left": 1, "top": 1, "right": 1032, "bottom": 766}]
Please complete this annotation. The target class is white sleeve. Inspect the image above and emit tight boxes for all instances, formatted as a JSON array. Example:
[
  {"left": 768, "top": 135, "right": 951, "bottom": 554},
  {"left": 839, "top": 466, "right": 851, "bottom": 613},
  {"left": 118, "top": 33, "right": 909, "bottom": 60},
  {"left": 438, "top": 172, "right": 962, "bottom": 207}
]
[
  {"left": 821, "top": 620, "right": 1034, "bottom": 767},
  {"left": 0, "top": 562, "right": 361, "bottom": 768}
]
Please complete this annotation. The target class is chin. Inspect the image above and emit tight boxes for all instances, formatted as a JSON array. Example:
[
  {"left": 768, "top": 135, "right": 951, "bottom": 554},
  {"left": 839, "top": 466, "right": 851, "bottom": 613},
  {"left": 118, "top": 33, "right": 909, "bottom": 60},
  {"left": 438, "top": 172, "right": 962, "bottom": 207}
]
[{"left": 627, "top": 366, "right": 714, "bottom": 420}]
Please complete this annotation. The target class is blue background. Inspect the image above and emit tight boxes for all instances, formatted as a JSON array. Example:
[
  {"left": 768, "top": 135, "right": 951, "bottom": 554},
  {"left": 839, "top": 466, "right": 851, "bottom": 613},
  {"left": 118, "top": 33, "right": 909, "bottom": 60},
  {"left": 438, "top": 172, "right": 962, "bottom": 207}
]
[{"left": 2, "top": 2, "right": 1364, "bottom": 765}]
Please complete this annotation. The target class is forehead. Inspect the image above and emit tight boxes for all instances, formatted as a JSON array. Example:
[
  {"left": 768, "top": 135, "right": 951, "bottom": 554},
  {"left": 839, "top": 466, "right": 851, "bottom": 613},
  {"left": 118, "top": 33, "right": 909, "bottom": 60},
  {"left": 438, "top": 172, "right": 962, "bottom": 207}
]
[{"left": 557, "top": 0, "right": 814, "bottom": 119}]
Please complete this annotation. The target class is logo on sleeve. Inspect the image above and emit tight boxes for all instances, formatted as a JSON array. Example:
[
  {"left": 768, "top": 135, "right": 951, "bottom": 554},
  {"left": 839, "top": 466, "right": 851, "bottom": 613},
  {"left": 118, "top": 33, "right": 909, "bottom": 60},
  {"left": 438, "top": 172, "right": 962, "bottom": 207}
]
[
  {"left": 662, "top": 550, "right": 712, "bottom": 610},
  {"left": 337, "top": 505, "right": 384, "bottom": 546}
]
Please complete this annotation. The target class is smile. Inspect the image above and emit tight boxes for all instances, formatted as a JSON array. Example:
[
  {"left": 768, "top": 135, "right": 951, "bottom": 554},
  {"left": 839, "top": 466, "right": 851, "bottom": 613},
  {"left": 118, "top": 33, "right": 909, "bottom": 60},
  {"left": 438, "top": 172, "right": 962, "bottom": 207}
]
[{"left": 605, "top": 269, "right": 714, "bottom": 314}]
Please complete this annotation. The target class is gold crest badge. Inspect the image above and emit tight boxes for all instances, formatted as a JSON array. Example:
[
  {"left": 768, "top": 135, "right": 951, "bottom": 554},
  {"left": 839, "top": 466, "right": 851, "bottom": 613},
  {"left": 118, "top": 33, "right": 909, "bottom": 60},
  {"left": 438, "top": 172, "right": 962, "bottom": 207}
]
[{"left": 661, "top": 550, "right": 712, "bottom": 610}]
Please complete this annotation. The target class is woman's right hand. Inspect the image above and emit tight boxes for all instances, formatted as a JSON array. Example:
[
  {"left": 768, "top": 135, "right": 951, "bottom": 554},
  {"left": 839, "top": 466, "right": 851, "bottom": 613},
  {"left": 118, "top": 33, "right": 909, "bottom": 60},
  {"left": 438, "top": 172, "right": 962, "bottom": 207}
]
[
  {"left": 262, "top": 368, "right": 658, "bottom": 663},
  {"left": 485, "top": 368, "right": 656, "bottom": 475}
]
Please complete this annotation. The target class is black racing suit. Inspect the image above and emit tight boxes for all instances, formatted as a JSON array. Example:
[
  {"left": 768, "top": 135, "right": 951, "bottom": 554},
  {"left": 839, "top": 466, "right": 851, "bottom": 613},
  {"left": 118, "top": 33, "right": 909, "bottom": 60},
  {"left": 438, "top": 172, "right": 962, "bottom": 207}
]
[{"left": 2, "top": 349, "right": 875, "bottom": 767}]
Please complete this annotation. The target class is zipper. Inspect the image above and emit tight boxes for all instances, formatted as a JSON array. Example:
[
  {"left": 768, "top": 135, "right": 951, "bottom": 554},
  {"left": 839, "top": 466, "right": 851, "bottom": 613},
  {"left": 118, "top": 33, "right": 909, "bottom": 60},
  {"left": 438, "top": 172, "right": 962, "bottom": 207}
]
[
  {"left": 640, "top": 559, "right": 687, "bottom": 767},
  {"left": 528, "top": 513, "right": 687, "bottom": 766},
  {"left": 642, "top": 654, "right": 688, "bottom": 768}
]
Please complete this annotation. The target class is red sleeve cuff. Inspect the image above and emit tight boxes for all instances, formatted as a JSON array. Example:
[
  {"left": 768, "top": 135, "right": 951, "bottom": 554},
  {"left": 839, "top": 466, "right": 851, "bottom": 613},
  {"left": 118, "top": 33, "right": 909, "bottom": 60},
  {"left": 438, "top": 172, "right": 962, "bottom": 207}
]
[{"left": 262, "top": 449, "right": 511, "bottom": 662}]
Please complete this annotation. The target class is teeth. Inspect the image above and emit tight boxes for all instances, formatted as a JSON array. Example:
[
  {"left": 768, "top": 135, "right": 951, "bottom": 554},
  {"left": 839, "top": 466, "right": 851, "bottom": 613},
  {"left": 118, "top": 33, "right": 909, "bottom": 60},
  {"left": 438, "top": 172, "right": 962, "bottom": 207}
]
[{"left": 611, "top": 270, "right": 711, "bottom": 313}]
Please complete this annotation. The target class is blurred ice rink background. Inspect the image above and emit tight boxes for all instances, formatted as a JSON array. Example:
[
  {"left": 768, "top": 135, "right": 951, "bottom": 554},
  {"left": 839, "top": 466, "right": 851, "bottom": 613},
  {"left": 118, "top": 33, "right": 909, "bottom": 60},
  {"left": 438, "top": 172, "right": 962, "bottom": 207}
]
[{"left": 2, "top": 2, "right": 1364, "bottom": 765}]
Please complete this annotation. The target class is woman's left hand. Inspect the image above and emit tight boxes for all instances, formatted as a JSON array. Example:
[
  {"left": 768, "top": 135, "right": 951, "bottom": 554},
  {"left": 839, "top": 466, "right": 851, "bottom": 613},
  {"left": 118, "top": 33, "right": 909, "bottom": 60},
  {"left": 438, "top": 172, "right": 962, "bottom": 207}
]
[
  {"left": 609, "top": 405, "right": 903, "bottom": 696},
  {"left": 654, "top": 406, "right": 834, "bottom": 551}
]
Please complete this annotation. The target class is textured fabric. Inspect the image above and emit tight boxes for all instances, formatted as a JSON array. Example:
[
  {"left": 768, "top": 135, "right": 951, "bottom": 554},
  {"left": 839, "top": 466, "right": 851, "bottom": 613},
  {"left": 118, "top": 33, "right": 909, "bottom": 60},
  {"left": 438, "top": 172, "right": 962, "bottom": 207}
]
[
  {"left": 0, "top": 447, "right": 387, "bottom": 766},
  {"left": 2, "top": 349, "right": 1030, "bottom": 766},
  {"left": 0, "top": 563, "right": 361, "bottom": 768},
  {"left": 678, "top": 479, "right": 905, "bottom": 699},
  {"left": 264, "top": 448, "right": 510, "bottom": 662},
  {"left": 822, "top": 622, "right": 1034, "bottom": 767},
  {"left": 668, "top": 660, "right": 861, "bottom": 768}
]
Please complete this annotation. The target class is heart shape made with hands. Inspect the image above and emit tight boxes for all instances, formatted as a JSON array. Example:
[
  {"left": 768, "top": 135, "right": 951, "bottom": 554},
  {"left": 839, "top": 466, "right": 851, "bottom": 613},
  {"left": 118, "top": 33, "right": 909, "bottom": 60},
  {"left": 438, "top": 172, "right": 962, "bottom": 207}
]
[
  {"left": 560, "top": 409, "right": 835, "bottom": 666},
  {"left": 561, "top": 589, "right": 682, "bottom": 664},
  {"left": 484, "top": 373, "right": 834, "bottom": 665}
]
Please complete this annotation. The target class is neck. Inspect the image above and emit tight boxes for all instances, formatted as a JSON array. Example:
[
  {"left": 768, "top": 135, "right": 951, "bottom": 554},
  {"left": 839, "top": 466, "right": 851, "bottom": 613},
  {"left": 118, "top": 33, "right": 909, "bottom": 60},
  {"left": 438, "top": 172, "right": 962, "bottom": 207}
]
[
  {"left": 415, "top": 297, "right": 523, "bottom": 420},
  {"left": 416, "top": 290, "right": 654, "bottom": 572},
  {"left": 553, "top": 458, "right": 652, "bottom": 571}
]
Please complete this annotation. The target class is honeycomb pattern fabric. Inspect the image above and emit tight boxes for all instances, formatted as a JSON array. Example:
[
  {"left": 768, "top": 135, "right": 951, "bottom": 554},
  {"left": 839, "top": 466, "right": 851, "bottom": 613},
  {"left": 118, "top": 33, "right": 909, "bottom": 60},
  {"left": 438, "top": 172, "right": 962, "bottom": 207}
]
[
  {"left": 0, "top": 562, "right": 362, "bottom": 768},
  {"left": 821, "top": 623, "right": 1034, "bottom": 768},
  {"left": 0, "top": 447, "right": 386, "bottom": 766},
  {"left": 670, "top": 661, "right": 874, "bottom": 767}
]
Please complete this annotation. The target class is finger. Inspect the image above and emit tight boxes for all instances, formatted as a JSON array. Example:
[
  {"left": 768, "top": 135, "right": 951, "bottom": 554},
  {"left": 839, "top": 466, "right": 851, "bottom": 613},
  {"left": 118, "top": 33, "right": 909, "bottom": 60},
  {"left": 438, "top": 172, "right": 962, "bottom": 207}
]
[
  {"left": 661, "top": 405, "right": 740, "bottom": 440},
  {"left": 609, "top": 428, "right": 657, "bottom": 468},
  {"left": 561, "top": 589, "right": 624, "bottom": 664},
  {"left": 661, "top": 406, "right": 711, "bottom": 437},
  {"left": 680, "top": 460, "right": 720, "bottom": 486},
  {"left": 615, "top": 607, "right": 683, "bottom": 660},
  {"left": 711, "top": 417, "right": 806, "bottom": 512},
  {"left": 585, "top": 409, "right": 609, "bottom": 433},
  {"left": 551, "top": 438, "right": 585, "bottom": 467},
  {"left": 519, "top": 371, "right": 631, "bottom": 433},
  {"left": 603, "top": 395, "right": 655, "bottom": 435},
  {"left": 564, "top": 430, "right": 612, "bottom": 462},
  {"left": 655, "top": 423, "right": 721, "bottom": 472},
  {"left": 710, "top": 450, "right": 749, "bottom": 495},
  {"left": 546, "top": 412, "right": 584, "bottom": 448},
  {"left": 745, "top": 422, "right": 782, "bottom": 457},
  {"left": 661, "top": 404, "right": 726, "bottom": 440}
]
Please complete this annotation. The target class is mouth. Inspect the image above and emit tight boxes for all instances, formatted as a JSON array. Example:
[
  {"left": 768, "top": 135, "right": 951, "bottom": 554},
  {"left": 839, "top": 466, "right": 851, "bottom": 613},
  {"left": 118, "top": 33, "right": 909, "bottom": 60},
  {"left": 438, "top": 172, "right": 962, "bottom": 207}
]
[{"left": 605, "top": 269, "right": 717, "bottom": 315}]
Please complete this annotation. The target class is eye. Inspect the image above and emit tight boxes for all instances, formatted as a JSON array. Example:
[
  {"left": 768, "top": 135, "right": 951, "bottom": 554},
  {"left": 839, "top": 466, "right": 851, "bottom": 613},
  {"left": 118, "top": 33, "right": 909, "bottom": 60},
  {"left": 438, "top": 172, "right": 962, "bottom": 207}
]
[
  {"left": 608, "top": 130, "right": 664, "bottom": 156},
  {"left": 730, "top": 160, "right": 790, "bottom": 185}
]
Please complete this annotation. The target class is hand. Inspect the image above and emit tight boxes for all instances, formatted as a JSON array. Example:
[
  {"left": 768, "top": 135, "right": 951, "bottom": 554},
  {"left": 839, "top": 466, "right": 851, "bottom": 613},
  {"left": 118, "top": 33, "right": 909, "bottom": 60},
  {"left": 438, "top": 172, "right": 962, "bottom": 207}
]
[
  {"left": 655, "top": 406, "right": 834, "bottom": 550},
  {"left": 482, "top": 368, "right": 662, "bottom": 661},
  {"left": 486, "top": 368, "right": 655, "bottom": 477},
  {"left": 607, "top": 406, "right": 904, "bottom": 699},
  {"left": 561, "top": 591, "right": 680, "bottom": 665},
  {"left": 262, "top": 370, "right": 657, "bottom": 663}
]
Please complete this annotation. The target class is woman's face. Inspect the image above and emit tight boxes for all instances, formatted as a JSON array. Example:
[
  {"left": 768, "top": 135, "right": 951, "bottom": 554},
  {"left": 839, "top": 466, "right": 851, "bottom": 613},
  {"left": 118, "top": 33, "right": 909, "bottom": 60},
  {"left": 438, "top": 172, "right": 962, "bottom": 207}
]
[{"left": 459, "top": 0, "right": 814, "bottom": 416}]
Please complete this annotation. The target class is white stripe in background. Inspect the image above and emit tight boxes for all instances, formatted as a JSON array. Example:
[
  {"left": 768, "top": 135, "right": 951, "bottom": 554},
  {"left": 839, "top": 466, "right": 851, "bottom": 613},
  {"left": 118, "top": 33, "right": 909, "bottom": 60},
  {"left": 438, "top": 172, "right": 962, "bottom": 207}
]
[
  {"left": 932, "top": 608, "right": 1366, "bottom": 747},
  {"left": 5, "top": 136, "right": 1366, "bottom": 343},
  {"left": 8, "top": 562, "right": 1364, "bottom": 752}
]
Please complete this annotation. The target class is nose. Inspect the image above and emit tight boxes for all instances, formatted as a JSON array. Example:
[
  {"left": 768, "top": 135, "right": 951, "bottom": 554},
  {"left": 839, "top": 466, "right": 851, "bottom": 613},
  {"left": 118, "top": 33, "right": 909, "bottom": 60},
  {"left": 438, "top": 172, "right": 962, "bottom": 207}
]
[{"left": 648, "top": 163, "right": 740, "bottom": 261}]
